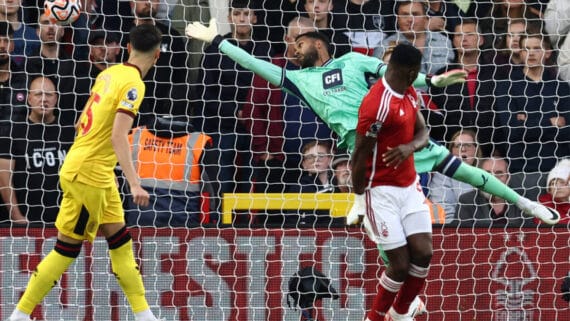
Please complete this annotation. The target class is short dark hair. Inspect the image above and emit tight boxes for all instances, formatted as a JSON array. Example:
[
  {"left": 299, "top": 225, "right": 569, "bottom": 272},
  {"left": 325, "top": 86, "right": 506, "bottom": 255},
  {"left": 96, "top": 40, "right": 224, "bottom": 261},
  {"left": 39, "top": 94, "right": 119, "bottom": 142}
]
[
  {"left": 229, "top": 0, "right": 252, "bottom": 10},
  {"left": 0, "top": 21, "right": 14, "bottom": 38},
  {"left": 295, "top": 31, "right": 331, "bottom": 52},
  {"left": 128, "top": 24, "right": 162, "bottom": 53},
  {"left": 389, "top": 43, "right": 422, "bottom": 69},
  {"left": 519, "top": 33, "right": 551, "bottom": 50},
  {"left": 396, "top": 0, "right": 428, "bottom": 15}
]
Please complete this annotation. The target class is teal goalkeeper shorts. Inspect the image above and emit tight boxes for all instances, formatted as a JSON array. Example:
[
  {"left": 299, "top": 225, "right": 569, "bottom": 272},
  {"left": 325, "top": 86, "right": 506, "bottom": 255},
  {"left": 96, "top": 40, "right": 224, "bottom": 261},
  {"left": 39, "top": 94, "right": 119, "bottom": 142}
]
[{"left": 412, "top": 140, "right": 451, "bottom": 173}]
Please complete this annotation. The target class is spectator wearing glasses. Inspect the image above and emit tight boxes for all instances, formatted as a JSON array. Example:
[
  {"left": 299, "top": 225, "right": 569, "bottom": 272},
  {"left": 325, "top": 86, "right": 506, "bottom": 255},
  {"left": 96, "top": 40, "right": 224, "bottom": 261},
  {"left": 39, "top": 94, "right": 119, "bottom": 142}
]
[
  {"left": 428, "top": 129, "right": 481, "bottom": 222},
  {"left": 288, "top": 140, "right": 337, "bottom": 227},
  {"left": 495, "top": 33, "right": 570, "bottom": 175}
]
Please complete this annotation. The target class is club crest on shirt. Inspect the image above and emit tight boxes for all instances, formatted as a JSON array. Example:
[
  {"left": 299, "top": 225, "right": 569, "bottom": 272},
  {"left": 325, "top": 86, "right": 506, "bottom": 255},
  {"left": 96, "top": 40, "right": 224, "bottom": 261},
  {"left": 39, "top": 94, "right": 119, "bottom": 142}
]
[
  {"left": 16, "top": 92, "right": 25, "bottom": 102},
  {"left": 380, "top": 221, "right": 389, "bottom": 238},
  {"left": 406, "top": 93, "right": 419, "bottom": 108}
]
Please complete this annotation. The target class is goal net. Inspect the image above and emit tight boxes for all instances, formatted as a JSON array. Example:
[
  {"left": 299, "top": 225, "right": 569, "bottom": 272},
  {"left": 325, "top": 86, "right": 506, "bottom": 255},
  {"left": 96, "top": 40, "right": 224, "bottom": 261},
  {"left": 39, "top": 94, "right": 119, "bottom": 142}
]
[{"left": 0, "top": 1, "right": 569, "bottom": 321}]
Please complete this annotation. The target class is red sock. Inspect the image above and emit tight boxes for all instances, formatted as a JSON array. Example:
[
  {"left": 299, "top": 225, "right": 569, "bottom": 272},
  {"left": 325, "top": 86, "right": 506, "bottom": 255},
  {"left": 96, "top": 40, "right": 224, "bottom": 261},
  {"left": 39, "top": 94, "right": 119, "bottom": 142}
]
[
  {"left": 392, "top": 264, "right": 429, "bottom": 315},
  {"left": 366, "top": 272, "right": 402, "bottom": 321}
]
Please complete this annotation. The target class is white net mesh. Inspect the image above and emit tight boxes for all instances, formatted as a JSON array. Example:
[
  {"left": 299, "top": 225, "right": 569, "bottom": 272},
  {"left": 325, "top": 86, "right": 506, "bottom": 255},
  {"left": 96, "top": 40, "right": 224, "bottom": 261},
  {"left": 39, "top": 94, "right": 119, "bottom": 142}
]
[{"left": 0, "top": 0, "right": 569, "bottom": 320}]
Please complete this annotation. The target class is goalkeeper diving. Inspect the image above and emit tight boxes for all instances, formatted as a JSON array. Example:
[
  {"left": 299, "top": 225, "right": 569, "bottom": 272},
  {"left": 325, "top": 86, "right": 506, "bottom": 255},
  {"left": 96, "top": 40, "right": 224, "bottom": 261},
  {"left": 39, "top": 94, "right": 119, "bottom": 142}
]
[{"left": 186, "top": 19, "right": 560, "bottom": 226}]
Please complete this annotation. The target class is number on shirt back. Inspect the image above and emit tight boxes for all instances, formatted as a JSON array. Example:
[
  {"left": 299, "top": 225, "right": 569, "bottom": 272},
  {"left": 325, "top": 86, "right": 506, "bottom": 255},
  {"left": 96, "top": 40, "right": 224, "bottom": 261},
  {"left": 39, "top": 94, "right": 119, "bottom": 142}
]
[{"left": 80, "top": 92, "right": 100, "bottom": 135}]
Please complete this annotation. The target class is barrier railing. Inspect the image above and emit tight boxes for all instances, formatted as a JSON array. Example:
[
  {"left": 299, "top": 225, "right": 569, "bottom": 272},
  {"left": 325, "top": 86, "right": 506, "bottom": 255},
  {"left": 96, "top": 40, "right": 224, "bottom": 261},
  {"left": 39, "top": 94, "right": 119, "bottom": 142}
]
[{"left": 221, "top": 193, "right": 355, "bottom": 224}]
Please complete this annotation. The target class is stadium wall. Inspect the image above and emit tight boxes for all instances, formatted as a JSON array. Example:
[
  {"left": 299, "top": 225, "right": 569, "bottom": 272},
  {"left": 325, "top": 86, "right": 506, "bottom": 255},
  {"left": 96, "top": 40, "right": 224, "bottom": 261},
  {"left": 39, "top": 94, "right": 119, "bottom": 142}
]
[{"left": 1, "top": 227, "right": 568, "bottom": 321}]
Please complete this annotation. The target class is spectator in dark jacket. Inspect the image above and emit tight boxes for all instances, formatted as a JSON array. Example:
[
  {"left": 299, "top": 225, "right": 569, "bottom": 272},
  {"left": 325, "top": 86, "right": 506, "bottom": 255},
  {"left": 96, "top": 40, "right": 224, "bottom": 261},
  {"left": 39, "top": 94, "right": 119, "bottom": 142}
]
[
  {"left": 122, "top": 0, "right": 189, "bottom": 126},
  {"left": 429, "top": 19, "right": 499, "bottom": 156},
  {"left": 195, "top": 0, "right": 271, "bottom": 195},
  {"left": 287, "top": 140, "right": 337, "bottom": 227},
  {"left": 495, "top": 33, "right": 570, "bottom": 173},
  {"left": 0, "top": 21, "right": 27, "bottom": 126}
]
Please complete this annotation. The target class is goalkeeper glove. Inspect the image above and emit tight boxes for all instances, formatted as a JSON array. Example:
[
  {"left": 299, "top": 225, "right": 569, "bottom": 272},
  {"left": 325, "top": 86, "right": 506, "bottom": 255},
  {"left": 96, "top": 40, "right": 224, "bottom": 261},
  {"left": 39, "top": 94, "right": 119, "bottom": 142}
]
[
  {"left": 346, "top": 193, "right": 366, "bottom": 225},
  {"left": 426, "top": 69, "right": 467, "bottom": 87},
  {"left": 186, "top": 18, "right": 223, "bottom": 45},
  {"left": 562, "top": 273, "right": 570, "bottom": 302}
]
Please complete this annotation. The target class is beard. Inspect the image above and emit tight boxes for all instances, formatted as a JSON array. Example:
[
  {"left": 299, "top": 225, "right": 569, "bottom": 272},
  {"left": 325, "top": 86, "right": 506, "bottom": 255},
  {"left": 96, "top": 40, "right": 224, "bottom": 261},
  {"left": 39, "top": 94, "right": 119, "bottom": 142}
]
[
  {"left": 299, "top": 47, "right": 319, "bottom": 68},
  {"left": 136, "top": 7, "right": 156, "bottom": 19},
  {"left": 0, "top": 56, "right": 9, "bottom": 66}
]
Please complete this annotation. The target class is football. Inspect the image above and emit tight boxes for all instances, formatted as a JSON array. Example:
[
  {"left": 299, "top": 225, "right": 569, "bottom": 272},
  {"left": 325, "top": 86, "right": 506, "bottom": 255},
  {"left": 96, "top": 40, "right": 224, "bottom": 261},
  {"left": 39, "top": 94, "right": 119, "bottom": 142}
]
[{"left": 44, "top": 0, "right": 82, "bottom": 25}]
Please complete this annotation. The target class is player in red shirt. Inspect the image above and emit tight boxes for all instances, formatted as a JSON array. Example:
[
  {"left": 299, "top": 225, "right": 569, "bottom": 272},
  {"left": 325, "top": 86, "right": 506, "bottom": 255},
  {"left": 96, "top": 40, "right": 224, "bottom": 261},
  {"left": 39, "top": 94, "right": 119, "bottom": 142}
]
[{"left": 351, "top": 43, "right": 431, "bottom": 321}]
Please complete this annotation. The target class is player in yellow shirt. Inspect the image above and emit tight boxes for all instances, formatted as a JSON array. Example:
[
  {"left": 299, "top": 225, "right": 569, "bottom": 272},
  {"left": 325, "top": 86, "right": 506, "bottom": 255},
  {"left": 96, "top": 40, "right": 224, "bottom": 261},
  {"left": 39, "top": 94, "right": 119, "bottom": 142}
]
[{"left": 8, "top": 24, "right": 163, "bottom": 321}]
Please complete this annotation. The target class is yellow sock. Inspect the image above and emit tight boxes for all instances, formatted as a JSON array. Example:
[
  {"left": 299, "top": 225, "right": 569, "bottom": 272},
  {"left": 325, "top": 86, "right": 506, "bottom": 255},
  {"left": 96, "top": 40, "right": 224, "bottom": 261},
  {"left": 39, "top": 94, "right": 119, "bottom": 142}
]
[
  {"left": 110, "top": 239, "right": 149, "bottom": 313},
  {"left": 17, "top": 250, "right": 75, "bottom": 314}
]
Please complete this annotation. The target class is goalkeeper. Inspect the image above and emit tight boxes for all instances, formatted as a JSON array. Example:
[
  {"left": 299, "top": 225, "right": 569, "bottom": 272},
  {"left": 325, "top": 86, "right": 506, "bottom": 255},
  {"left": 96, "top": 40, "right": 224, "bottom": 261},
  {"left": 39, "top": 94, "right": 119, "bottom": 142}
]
[{"left": 186, "top": 19, "right": 560, "bottom": 225}]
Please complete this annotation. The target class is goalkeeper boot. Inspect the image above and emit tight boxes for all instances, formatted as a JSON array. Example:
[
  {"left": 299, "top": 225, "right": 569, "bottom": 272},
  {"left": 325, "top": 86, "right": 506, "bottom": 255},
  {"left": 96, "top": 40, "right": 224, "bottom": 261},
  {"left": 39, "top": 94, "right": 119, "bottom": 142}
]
[{"left": 517, "top": 197, "right": 561, "bottom": 225}]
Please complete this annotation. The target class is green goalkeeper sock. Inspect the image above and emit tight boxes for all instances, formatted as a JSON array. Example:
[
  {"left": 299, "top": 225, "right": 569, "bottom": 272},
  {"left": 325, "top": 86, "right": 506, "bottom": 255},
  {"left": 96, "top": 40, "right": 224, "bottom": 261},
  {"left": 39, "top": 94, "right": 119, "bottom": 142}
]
[{"left": 452, "top": 162, "right": 520, "bottom": 204}]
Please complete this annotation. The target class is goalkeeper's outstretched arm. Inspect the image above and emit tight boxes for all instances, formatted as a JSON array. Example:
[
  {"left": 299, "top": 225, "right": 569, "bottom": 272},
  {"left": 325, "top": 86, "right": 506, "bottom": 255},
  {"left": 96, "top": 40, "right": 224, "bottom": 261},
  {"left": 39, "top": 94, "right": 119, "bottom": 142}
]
[
  {"left": 186, "top": 18, "right": 284, "bottom": 87},
  {"left": 187, "top": 19, "right": 467, "bottom": 91},
  {"left": 375, "top": 64, "right": 467, "bottom": 88}
]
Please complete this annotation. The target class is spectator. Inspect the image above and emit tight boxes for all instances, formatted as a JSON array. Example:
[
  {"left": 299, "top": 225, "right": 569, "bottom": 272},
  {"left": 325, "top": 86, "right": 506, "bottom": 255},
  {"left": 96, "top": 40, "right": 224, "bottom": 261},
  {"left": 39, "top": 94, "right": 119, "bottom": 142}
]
[
  {"left": 480, "top": 0, "right": 542, "bottom": 50},
  {"left": 331, "top": 153, "right": 350, "bottom": 193},
  {"left": 0, "top": 76, "right": 75, "bottom": 224},
  {"left": 86, "top": 30, "right": 121, "bottom": 81},
  {"left": 242, "top": 16, "right": 332, "bottom": 193},
  {"left": 537, "top": 159, "right": 570, "bottom": 225},
  {"left": 290, "top": 140, "right": 334, "bottom": 193},
  {"left": 257, "top": 2, "right": 301, "bottom": 56},
  {"left": 544, "top": 0, "right": 570, "bottom": 82},
  {"left": 88, "top": 0, "right": 133, "bottom": 35},
  {"left": 195, "top": 0, "right": 271, "bottom": 195},
  {"left": 492, "top": 18, "right": 537, "bottom": 78},
  {"left": 456, "top": 157, "right": 532, "bottom": 227},
  {"left": 26, "top": 11, "right": 91, "bottom": 126},
  {"left": 428, "top": 129, "right": 481, "bottom": 222},
  {"left": 0, "top": 20, "right": 27, "bottom": 125},
  {"left": 126, "top": 116, "right": 219, "bottom": 227},
  {"left": 428, "top": 18, "right": 498, "bottom": 154},
  {"left": 303, "top": 0, "right": 351, "bottom": 57},
  {"left": 0, "top": 0, "right": 39, "bottom": 67},
  {"left": 171, "top": 0, "right": 210, "bottom": 84},
  {"left": 425, "top": 0, "right": 461, "bottom": 33},
  {"left": 331, "top": 0, "right": 392, "bottom": 55},
  {"left": 124, "top": 0, "right": 189, "bottom": 126},
  {"left": 373, "top": 0, "right": 454, "bottom": 74},
  {"left": 495, "top": 33, "right": 570, "bottom": 174},
  {"left": 287, "top": 140, "right": 336, "bottom": 227}
]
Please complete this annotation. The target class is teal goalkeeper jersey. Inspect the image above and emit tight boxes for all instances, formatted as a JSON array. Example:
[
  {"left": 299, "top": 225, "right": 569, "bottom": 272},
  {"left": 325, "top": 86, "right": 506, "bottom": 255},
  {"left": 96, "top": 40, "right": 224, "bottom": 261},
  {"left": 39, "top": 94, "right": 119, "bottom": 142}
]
[{"left": 218, "top": 39, "right": 428, "bottom": 150}]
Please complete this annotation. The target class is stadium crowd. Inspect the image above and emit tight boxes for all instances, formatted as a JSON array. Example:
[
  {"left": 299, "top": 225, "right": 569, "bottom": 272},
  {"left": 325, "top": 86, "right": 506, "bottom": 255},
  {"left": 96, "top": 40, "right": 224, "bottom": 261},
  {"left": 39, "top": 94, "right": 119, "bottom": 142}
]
[{"left": 0, "top": 0, "right": 568, "bottom": 228}]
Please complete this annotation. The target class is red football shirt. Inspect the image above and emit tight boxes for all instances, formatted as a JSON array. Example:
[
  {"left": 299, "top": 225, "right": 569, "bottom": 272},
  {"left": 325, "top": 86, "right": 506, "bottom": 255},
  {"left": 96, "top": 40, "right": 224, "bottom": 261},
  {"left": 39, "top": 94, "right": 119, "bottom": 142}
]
[{"left": 356, "top": 78, "right": 418, "bottom": 187}]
